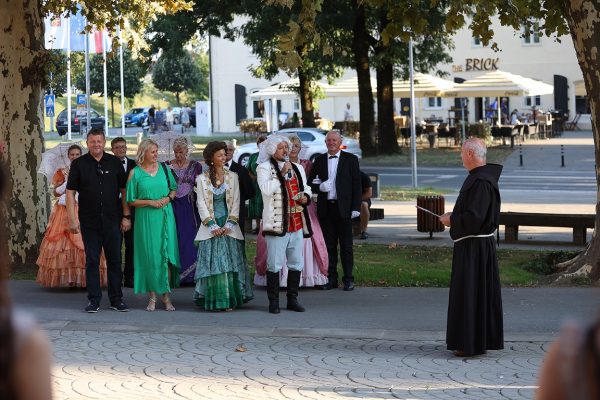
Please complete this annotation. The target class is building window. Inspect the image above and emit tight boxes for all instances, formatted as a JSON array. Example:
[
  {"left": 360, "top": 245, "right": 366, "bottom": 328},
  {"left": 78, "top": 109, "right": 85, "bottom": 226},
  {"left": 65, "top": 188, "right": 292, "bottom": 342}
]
[
  {"left": 522, "top": 21, "right": 541, "bottom": 45},
  {"left": 425, "top": 97, "right": 442, "bottom": 109},
  {"left": 575, "top": 96, "right": 590, "bottom": 114},
  {"left": 524, "top": 95, "right": 541, "bottom": 107},
  {"left": 472, "top": 37, "right": 482, "bottom": 48},
  {"left": 293, "top": 99, "right": 300, "bottom": 110}
]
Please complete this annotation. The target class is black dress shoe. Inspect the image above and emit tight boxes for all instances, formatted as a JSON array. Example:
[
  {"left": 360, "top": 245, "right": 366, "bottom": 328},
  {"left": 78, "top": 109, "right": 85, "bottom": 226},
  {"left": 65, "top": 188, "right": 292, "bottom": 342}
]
[
  {"left": 343, "top": 282, "right": 355, "bottom": 291},
  {"left": 322, "top": 282, "right": 338, "bottom": 290}
]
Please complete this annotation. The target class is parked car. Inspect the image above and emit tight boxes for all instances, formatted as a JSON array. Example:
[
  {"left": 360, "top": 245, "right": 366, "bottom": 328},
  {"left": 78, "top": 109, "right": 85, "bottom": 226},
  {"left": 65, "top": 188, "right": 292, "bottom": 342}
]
[
  {"left": 233, "top": 127, "right": 362, "bottom": 167},
  {"left": 55, "top": 109, "right": 105, "bottom": 136},
  {"left": 124, "top": 107, "right": 149, "bottom": 127}
]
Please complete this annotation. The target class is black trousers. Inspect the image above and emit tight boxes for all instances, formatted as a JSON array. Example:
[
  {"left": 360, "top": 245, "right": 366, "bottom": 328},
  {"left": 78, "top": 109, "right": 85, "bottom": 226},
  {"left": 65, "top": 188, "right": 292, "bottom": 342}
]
[
  {"left": 122, "top": 227, "right": 134, "bottom": 284},
  {"left": 81, "top": 223, "right": 124, "bottom": 303},
  {"left": 319, "top": 201, "right": 354, "bottom": 285}
]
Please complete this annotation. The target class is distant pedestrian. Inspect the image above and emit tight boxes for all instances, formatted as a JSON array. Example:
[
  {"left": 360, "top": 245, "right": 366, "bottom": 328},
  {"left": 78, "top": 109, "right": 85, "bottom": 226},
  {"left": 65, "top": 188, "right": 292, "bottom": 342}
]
[
  {"left": 66, "top": 128, "right": 131, "bottom": 313},
  {"left": 439, "top": 137, "right": 504, "bottom": 357},
  {"left": 180, "top": 107, "right": 190, "bottom": 133},
  {"left": 166, "top": 106, "right": 174, "bottom": 131},
  {"left": 110, "top": 137, "right": 136, "bottom": 288},
  {"left": 126, "top": 138, "right": 180, "bottom": 311},
  {"left": 343, "top": 103, "right": 354, "bottom": 121},
  {"left": 148, "top": 105, "right": 156, "bottom": 133},
  {"left": 358, "top": 170, "right": 372, "bottom": 240}
]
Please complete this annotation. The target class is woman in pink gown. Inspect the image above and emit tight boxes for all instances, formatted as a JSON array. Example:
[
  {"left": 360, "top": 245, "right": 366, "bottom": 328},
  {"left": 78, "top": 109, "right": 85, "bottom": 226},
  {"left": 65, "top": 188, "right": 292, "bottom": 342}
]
[{"left": 254, "top": 134, "right": 328, "bottom": 287}]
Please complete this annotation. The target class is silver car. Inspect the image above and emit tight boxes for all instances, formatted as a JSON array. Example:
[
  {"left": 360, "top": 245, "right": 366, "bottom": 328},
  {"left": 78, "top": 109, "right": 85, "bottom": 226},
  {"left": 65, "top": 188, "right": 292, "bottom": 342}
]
[{"left": 233, "top": 128, "right": 362, "bottom": 167}]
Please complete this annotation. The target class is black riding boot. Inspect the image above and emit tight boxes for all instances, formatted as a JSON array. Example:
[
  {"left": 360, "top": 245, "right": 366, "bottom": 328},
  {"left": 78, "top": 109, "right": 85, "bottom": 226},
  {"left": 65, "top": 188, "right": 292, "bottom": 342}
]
[
  {"left": 266, "top": 271, "right": 280, "bottom": 314},
  {"left": 286, "top": 270, "right": 305, "bottom": 312}
]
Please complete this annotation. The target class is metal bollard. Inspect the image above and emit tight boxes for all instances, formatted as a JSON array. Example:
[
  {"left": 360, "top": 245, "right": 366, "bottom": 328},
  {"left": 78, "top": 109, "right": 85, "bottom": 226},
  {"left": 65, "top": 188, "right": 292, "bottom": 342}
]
[
  {"left": 136, "top": 132, "right": 144, "bottom": 145},
  {"left": 519, "top": 144, "right": 523, "bottom": 167},
  {"left": 561, "top": 144, "right": 565, "bottom": 167}
]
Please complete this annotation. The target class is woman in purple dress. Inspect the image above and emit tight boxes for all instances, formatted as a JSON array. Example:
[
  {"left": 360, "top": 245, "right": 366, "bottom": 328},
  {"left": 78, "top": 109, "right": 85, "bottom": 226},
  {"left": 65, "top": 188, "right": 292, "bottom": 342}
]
[{"left": 168, "top": 137, "right": 203, "bottom": 284}]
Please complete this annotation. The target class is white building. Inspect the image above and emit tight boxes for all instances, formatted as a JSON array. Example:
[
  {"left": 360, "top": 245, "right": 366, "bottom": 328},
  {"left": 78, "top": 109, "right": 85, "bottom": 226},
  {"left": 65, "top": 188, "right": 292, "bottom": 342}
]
[{"left": 209, "top": 17, "right": 589, "bottom": 133}]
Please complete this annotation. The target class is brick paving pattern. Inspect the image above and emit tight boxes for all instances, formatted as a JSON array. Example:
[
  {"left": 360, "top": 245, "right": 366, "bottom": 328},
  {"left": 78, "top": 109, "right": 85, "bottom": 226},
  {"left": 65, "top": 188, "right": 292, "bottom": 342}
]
[{"left": 49, "top": 330, "right": 544, "bottom": 400}]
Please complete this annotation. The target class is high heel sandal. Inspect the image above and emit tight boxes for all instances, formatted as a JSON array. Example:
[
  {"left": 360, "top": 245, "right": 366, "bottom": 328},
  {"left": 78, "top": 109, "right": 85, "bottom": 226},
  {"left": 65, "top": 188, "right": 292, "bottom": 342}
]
[
  {"left": 162, "top": 294, "right": 175, "bottom": 311},
  {"left": 146, "top": 296, "right": 156, "bottom": 312}
]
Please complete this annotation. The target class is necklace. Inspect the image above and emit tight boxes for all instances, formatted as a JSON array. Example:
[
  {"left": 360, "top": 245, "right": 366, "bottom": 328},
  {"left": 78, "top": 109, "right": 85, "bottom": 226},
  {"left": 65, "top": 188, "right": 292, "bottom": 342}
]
[{"left": 214, "top": 168, "right": 224, "bottom": 186}]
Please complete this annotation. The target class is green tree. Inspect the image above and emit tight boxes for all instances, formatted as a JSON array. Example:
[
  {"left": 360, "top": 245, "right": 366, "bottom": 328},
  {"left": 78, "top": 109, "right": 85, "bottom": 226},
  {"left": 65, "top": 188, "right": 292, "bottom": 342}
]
[
  {"left": 187, "top": 51, "right": 210, "bottom": 102},
  {"left": 74, "top": 49, "right": 146, "bottom": 126},
  {"left": 152, "top": 51, "right": 202, "bottom": 105},
  {"left": 269, "top": 0, "right": 600, "bottom": 280},
  {"left": 45, "top": 51, "right": 85, "bottom": 96},
  {"left": 1, "top": 0, "right": 186, "bottom": 268}
]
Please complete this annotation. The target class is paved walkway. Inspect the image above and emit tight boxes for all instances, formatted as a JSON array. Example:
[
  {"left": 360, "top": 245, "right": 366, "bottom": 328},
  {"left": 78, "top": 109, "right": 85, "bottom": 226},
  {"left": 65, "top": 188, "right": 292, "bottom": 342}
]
[{"left": 19, "top": 130, "right": 599, "bottom": 399}]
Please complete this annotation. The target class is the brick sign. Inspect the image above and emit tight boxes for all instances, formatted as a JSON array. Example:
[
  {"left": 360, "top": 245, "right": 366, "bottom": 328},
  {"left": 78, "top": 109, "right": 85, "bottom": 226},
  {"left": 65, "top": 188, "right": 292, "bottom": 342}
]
[{"left": 452, "top": 58, "right": 499, "bottom": 72}]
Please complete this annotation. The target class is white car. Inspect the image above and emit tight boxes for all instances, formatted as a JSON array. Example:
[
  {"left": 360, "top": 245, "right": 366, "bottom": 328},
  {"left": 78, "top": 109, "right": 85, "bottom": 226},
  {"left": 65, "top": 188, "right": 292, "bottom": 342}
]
[{"left": 233, "top": 128, "right": 362, "bottom": 167}]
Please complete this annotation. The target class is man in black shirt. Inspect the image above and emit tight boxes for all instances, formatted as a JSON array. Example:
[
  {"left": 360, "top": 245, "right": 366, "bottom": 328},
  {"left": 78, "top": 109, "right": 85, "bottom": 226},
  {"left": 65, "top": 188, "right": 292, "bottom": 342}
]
[{"left": 67, "top": 129, "right": 132, "bottom": 313}]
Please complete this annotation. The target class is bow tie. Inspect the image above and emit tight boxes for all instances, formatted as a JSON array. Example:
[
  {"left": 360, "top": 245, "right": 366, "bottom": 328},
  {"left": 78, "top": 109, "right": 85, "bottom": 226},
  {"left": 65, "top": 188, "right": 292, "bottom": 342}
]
[
  {"left": 329, "top": 155, "right": 338, "bottom": 159},
  {"left": 122, "top": 159, "right": 127, "bottom": 165}
]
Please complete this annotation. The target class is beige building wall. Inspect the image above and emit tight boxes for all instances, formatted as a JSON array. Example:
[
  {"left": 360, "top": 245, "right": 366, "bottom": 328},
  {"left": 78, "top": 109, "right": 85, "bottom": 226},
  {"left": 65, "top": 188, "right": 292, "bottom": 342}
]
[{"left": 209, "top": 17, "right": 588, "bottom": 133}]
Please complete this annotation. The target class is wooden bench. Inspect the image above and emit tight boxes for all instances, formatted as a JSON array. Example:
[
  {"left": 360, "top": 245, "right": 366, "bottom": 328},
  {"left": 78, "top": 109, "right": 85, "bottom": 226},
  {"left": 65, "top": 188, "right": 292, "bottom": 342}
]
[{"left": 499, "top": 212, "right": 594, "bottom": 245}]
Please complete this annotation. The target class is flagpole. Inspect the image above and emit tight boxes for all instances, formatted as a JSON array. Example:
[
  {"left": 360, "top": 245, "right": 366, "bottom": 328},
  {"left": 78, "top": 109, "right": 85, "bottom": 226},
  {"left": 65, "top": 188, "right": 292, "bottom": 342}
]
[
  {"left": 85, "top": 28, "right": 91, "bottom": 136},
  {"left": 409, "top": 39, "right": 418, "bottom": 189},
  {"left": 118, "top": 27, "right": 125, "bottom": 136},
  {"left": 102, "top": 30, "right": 109, "bottom": 136},
  {"left": 66, "top": 14, "right": 72, "bottom": 141}
]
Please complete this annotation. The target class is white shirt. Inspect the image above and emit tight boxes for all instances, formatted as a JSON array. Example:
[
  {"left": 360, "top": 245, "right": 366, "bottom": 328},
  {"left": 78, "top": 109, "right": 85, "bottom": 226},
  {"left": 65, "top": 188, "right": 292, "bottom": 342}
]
[
  {"left": 225, "top": 160, "right": 232, "bottom": 169},
  {"left": 327, "top": 151, "right": 341, "bottom": 200},
  {"left": 120, "top": 157, "right": 128, "bottom": 172}
]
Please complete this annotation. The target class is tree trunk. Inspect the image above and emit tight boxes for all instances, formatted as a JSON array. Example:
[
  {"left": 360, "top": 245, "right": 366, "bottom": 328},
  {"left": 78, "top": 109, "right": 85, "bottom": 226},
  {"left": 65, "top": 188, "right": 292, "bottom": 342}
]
[
  {"left": 298, "top": 67, "right": 316, "bottom": 128},
  {"left": 0, "top": 0, "right": 48, "bottom": 268},
  {"left": 352, "top": 0, "right": 376, "bottom": 156},
  {"left": 176, "top": 92, "right": 180, "bottom": 106},
  {"left": 376, "top": 62, "right": 399, "bottom": 154},
  {"left": 554, "top": 2, "right": 600, "bottom": 283}
]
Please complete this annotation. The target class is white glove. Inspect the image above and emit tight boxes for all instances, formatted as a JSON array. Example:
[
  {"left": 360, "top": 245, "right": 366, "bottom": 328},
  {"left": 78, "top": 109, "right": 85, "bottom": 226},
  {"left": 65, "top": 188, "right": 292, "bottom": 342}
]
[
  {"left": 57, "top": 194, "right": 67, "bottom": 206},
  {"left": 319, "top": 180, "right": 333, "bottom": 192},
  {"left": 224, "top": 222, "right": 235, "bottom": 231},
  {"left": 55, "top": 181, "right": 67, "bottom": 195},
  {"left": 351, "top": 211, "right": 360, "bottom": 219},
  {"left": 208, "top": 224, "right": 220, "bottom": 233}
]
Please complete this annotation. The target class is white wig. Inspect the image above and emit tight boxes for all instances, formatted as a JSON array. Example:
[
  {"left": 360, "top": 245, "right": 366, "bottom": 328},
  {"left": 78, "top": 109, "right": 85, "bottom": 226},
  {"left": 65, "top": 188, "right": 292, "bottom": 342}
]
[{"left": 258, "top": 134, "right": 292, "bottom": 163}]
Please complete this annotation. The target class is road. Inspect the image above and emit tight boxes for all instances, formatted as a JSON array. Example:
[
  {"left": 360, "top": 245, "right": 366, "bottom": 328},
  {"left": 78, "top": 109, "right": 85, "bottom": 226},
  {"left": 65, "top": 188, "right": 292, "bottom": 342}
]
[{"left": 362, "top": 165, "right": 596, "bottom": 195}]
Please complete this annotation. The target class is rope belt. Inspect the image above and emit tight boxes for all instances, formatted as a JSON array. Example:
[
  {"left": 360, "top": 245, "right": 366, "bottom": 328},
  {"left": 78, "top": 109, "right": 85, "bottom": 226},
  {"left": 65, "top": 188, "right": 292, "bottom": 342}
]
[{"left": 453, "top": 232, "right": 495, "bottom": 243}]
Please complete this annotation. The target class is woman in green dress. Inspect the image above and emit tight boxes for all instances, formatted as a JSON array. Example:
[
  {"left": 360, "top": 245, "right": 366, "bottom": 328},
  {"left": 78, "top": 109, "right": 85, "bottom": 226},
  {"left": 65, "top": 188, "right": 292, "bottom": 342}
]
[
  {"left": 126, "top": 138, "right": 180, "bottom": 312},
  {"left": 246, "top": 134, "right": 267, "bottom": 234},
  {"left": 193, "top": 141, "right": 253, "bottom": 311}
]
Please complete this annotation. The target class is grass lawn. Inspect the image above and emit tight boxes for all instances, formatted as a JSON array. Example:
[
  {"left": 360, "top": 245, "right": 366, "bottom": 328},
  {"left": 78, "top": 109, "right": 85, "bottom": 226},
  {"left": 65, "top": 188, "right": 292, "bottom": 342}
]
[
  {"left": 243, "top": 241, "right": 578, "bottom": 287},
  {"left": 361, "top": 145, "right": 514, "bottom": 167},
  {"left": 14, "top": 243, "right": 580, "bottom": 287},
  {"left": 380, "top": 186, "right": 452, "bottom": 201}
]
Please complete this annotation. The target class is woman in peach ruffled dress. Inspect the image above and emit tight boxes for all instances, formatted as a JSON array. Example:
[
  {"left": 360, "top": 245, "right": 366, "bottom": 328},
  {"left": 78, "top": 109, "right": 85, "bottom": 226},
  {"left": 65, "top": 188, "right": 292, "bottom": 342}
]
[{"left": 36, "top": 145, "right": 107, "bottom": 288}]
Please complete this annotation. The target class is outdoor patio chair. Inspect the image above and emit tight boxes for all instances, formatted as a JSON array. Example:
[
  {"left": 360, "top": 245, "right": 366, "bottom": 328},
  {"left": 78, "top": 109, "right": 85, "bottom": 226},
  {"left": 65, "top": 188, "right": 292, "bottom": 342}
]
[{"left": 564, "top": 113, "right": 581, "bottom": 130}]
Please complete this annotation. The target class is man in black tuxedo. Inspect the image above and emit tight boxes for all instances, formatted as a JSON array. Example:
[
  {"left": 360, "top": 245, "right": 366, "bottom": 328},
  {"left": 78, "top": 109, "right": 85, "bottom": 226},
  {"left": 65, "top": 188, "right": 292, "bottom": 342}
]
[
  {"left": 308, "top": 131, "right": 361, "bottom": 291},
  {"left": 111, "top": 137, "right": 136, "bottom": 288},
  {"left": 224, "top": 140, "right": 255, "bottom": 235}
]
